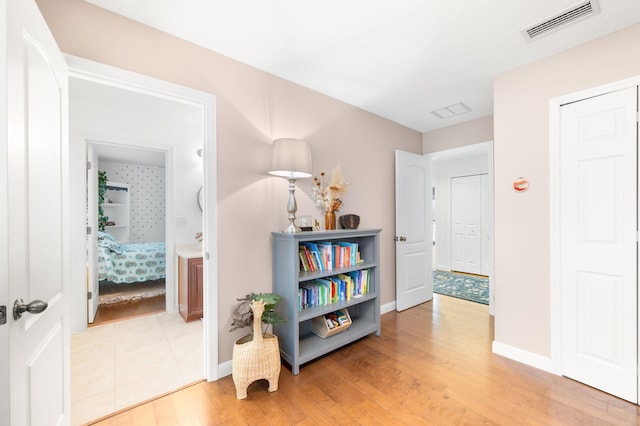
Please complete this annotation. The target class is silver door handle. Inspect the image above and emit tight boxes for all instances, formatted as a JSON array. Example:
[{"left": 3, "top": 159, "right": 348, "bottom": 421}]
[
  {"left": 13, "top": 299, "right": 48, "bottom": 320},
  {"left": 395, "top": 236, "right": 407, "bottom": 242}
]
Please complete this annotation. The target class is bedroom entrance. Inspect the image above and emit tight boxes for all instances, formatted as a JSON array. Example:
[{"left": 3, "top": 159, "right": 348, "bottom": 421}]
[
  {"left": 87, "top": 142, "right": 169, "bottom": 325},
  {"left": 68, "top": 56, "right": 218, "bottom": 424}
]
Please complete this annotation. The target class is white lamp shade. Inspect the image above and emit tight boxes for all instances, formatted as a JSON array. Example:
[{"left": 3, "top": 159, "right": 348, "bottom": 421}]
[{"left": 269, "top": 138, "right": 313, "bottom": 179}]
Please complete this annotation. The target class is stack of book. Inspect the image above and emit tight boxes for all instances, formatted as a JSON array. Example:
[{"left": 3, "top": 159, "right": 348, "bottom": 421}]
[
  {"left": 298, "top": 241, "right": 362, "bottom": 272},
  {"left": 297, "top": 269, "right": 370, "bottom": 311}
]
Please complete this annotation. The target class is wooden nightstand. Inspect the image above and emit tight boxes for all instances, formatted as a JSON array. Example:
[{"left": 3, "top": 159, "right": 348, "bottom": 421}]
[{"left": 177, "top": 247, "right": 203, "bottom": 322}]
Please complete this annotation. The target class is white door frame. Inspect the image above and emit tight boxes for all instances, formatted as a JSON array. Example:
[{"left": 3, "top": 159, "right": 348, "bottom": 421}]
[
  {"left": 549, "top": 74, "right": 640, "bottom": 376},
  {"left": 66, "top": 56, "right": 220, "bottom": 381},
  {"left": 86, "top": 141, "right": 172, "bottom": 317},
  {"left": 426, "top": 141, "right": 495, "bottom": 315}
]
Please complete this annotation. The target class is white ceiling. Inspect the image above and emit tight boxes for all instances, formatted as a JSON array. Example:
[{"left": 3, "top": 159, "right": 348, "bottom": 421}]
[
  {"left": 83, "top": 0, "right": 640, "bottom": 133},
  {"left": 70, "top": 77, "right": 199, "bottom": 167}
]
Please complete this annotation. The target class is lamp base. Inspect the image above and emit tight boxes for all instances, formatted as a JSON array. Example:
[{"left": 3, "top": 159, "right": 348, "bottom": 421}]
[
  {"left": 282, "top": 222, "right": 301, "bottom": 233},
  {"left": 281, "top": 177, "right": 301, "bottom": 233}
]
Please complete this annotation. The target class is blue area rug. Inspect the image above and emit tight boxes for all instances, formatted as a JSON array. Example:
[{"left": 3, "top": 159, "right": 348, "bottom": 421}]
[{"left": 433, "top": 270, "right": 489, "bottom": 305}]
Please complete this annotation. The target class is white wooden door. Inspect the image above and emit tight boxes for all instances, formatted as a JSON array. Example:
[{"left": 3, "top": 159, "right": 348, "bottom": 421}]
[
  {"left": 451, "top": 174, "right": 482, "bottom": 274},
  {"left": 87, "top": 144, "right": 99, "bottom": 323},
  {"left": 2, "top": 0, "right": 70, "bottom": 424},
  {"left": 560, "top": 87, "right": 637, "bottom": 403},
  {"left": 395, "top": 150, "right": 432, "bottom": 311}
]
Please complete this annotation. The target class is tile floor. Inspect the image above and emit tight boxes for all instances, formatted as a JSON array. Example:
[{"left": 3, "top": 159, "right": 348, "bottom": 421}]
[{"left": 71, "top": 312, "right": 203, "bottom": 425}]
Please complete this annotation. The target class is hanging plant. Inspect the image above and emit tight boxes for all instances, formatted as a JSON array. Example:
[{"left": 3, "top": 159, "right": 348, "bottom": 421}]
[{"left": 98, "top": 171, "right": 109, "bottom": 231}]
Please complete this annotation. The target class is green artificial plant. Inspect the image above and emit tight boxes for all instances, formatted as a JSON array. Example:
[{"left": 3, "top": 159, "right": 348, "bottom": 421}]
[
  {"left": 98, "top": 170, "right": 109, "bottom": 231},
  {"left": 230, "top": 292, "right": 284, "bottom": 338}
]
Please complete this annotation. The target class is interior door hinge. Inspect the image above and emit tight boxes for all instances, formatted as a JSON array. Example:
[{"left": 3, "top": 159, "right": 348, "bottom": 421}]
[
  {"left": 87, "top": 291, "right": 92, "bottom": 300},
  {"left": 87, "top": 161, "right": 92, "bottom": 170},
  {"left": 86, "top": 226, "right": 92, "bottom": 235}
]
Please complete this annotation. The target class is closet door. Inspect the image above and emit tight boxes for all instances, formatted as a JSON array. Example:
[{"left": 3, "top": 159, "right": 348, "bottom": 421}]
[
  {"left": 451, "top": 175, "right": 482, "bottom": 274},
  {"left": 560, "top": 86, "right": 637, "bottom": 403}
]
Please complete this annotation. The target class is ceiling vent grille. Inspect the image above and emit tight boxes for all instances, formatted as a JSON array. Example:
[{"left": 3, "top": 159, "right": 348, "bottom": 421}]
[
  {"left": 431, "top": 102, "right": 471, "bottom": 119},
  {"left": 523, "top": 1, "right": 600, "bottom": 41}
]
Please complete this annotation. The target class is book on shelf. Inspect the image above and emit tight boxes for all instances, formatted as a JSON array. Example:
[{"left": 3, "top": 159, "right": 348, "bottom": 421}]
[
  {"left": 336, "top": 242, "right": 358, "bottom": 267},
  {"left": 299, "top": 241, "right": 361, "bottom": 272},
  {"left": 317, "top": 242, "right": 334, "bottom": 270},
  {"left": 297, "top": 268, "right": 371, "bottom": 311},
  {"left": 311, "top": 309, "right": 352, "bottom": 338},
  {"left": 299, "top": 246, "right": 315, "bottom": 272},
  {"left": 299, "top": 250, "right": 310, "bottom": 272}
]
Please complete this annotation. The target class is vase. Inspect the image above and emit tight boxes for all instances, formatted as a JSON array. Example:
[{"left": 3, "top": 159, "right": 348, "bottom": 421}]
[
  {"left": 325, "top": 210, "right": 336, "bottom": 230},
  {"left": 232, "top": 300, "right": 280, "bottom": 399}
]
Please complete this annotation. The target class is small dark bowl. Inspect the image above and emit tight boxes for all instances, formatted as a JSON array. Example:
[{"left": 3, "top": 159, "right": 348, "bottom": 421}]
[{"left": 339, "top": 214, "right": 360, "bottom": 229}]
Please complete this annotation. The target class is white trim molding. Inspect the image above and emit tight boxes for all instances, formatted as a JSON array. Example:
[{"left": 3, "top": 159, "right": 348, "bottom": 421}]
[
  {"left": 492, "top": 341, "right": 557, "bottom": 374},
  {"left": 66, "top": 55, "right": 219, "bottom": 381}
]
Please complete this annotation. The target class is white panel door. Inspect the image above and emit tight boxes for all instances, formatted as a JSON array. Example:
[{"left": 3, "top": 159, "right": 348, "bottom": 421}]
[
  {"left": 451, "top": 175, "right": 482, "bottom": 274},
  {"left": 395, "top": 150, "right": 432, "bottom": 311},
  {"left": 87, "top": 144, "right": 99, "bottom": 323},
  {"left": 560, "top": 87, "right": 637, "bottom": 403},
  {"left": 3, "top": 0, "right": 70, "bottom": 424}
]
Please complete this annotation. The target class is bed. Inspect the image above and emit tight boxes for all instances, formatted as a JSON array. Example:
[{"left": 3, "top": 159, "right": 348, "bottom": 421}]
[{"left": 97, "top": 232, "right": 166, "bottom": 284}]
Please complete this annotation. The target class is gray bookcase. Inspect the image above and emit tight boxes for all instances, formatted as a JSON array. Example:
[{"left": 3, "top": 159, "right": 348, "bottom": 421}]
[{"left": 272, "top": 229, "right": 381, "bottom": 375}]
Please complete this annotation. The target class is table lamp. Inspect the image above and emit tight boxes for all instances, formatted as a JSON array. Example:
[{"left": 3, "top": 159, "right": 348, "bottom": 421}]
[{"left": 269, "top": 138, "right": 312, "bottom": 233}]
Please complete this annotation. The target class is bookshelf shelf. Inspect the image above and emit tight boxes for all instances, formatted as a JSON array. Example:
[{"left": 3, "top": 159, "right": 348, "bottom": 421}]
[
  {"left": 272, "top": 229, "right": 381, "bottom": 375},
  {"left": 101, "top": 181, "right": 129, "bottom": 243}
]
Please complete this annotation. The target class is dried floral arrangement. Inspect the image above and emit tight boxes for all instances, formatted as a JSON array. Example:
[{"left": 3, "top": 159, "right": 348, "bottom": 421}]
[{"left": 310, "top": 165, "right": 348, "bottom": 212}]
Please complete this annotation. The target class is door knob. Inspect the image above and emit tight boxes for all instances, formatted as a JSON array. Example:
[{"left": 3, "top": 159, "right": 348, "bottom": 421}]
[
  {"left": 395, "top": 236, "right": 407, "bottom": 242},
  {"left": 13, "top": 298, "right": 48, "bottom": 320}
]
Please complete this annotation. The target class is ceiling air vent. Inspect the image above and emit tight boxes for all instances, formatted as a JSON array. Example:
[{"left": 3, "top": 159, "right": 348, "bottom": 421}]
[
  {"left": 430, "top": 102, "right": 471, "bottom": 119},
  {"left": 523, "top": 0, "right": 600, "bottom": 41}
]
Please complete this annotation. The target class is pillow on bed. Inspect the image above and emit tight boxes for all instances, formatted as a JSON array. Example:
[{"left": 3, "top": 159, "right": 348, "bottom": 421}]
[
  {"left": 97, "top": 235, "right": 122, "bottom": 254},
  {"left": 97, "top": 231, "right": 116, "bottom": 242}
]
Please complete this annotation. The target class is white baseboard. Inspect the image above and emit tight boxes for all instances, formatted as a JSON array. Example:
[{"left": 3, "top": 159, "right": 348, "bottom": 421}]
[
  {"left": 492, "top": 341, "right": 557, "bottom": 374},
  {"left": 381, "top": 301, "right": 396, "bottom": 314},
  {"left": 218, "top": 360, "right": 232, "bottom": 378}
]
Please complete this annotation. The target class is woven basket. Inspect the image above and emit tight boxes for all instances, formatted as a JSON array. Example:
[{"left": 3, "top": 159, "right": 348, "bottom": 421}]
[{"left": 232, "top": 299, "right": 281, "bottom": 399}]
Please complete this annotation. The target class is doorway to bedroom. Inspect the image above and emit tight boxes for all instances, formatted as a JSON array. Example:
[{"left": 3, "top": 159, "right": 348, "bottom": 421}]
[
  {"left": 88, "top": 143, "right": 169, "bottom": 325},
  {"left": 67, "top": 57, "right": 217, "bottom": 425}
]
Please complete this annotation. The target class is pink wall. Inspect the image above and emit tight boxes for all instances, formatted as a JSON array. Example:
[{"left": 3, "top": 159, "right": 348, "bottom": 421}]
[
  {"left": 422, "top": 115, "right": 493, "bottom": 154},
  {"left": 37, "top": 0, "right": 422, "bottom": 362},
  {"left": 494, "top": 24, "right": 640, "bottom": 357}
]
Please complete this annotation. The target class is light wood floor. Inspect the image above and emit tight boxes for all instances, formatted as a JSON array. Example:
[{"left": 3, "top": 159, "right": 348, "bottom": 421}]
[{"left": 90, "top": 295, "right": 640, "bottom": 425}]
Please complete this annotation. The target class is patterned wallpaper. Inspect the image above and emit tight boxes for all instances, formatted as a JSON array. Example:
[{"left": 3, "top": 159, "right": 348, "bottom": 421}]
[{"left": 99, "top": 161, "right": 166, "bottom": 243}]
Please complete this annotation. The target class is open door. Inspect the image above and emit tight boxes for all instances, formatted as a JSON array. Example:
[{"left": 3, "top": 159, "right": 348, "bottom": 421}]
[
  {"left": 87, "top": 144, "right": 99, "bottom": 323},
  {"left": 395, "top": 150, "right": 432, "bottom": 311},
  {"left": 2, "top": 0, "right": 71, "bottom": 424},
  {"left": 560, "top": 87, "right": 637, "bottom": 402}
]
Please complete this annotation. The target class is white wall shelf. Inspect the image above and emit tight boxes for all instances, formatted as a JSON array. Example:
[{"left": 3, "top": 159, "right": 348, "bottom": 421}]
[{"left": 101, "top": 181, "right": 130, "bottom": 243}]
